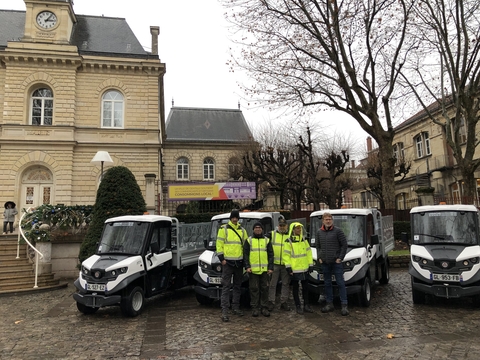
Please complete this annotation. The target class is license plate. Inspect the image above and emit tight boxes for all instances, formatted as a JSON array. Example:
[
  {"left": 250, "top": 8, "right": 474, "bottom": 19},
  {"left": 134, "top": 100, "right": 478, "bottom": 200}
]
[
  {"left": 432, "top": 273, "right": 460, "bottom": 282},
  {"left": 86, "top": 283, "right": 106, "bottom": 291},
  {"left": 318, "top": 274, "right": 335, "bottom": 281},
  {"left": 208, "top": 277, "right": 221, "bottom": 284}
]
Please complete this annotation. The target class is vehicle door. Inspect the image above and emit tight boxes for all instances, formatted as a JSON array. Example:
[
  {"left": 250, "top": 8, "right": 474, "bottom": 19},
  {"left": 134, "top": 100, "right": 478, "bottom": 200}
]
[
  {"left": 145, "top": 220, "right": 173, "bottom": 296},
  {"left": 366, "top": 214, "right": 377, "bottom": 281}
]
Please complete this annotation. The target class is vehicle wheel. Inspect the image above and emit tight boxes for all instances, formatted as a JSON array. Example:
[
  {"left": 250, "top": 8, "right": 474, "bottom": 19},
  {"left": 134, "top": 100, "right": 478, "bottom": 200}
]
[
  {"left": 195, "top": 291, "right": 214, "bottom": 306},
  {"left": 308, "top": 291, "right": 320, "bottom": 304},
  {"left": 380, "top": 260, "right": 390, "bottom": 284},
  {"left": 76, "top": 302, "right": 99, "bottom": 315},
  {"left": 411, "top": 278, "right": 425, "bottom": 304},
  {"left": 359, "top": 276, "right": 371, "bottom": 307},
  {"left": 121, "top": 286, "right": 145, "bottom": 317}
]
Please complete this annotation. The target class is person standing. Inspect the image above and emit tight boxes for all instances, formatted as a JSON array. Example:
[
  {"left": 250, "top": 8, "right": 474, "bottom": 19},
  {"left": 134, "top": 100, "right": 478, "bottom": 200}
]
[
  {"left": 316, "top": 212, "right": 349, "bottom": 316},
  {"left": 216, "top": 209, "right": 248, "bottom": 322},
  {"left": 3, "top": 202, "right": 18, "bottom": 235},
  {"left": 284, "top": 222, "right": 314, "bottom": 315},
  {"left": 244, "top": 222, "right": 274, "bottom": 317},
  {"left": 267, "top": 216, "right": 291, "bottom": 311}
]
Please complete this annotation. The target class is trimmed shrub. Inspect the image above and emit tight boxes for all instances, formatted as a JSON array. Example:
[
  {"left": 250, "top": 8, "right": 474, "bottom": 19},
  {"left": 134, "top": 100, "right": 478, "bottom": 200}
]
[{"left": 78, "top": 166, "right": 146, "bottom": 263}]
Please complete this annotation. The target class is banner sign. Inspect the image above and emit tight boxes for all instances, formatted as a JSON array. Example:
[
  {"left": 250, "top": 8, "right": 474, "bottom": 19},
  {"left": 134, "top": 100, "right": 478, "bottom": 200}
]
[{"left": 168, "top": 182, "right": 256, "bottom": 201}]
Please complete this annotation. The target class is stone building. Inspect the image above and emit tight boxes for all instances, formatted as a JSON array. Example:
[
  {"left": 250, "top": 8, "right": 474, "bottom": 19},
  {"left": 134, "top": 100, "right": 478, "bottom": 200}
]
[
  {"left": 0, "top": 0, "right": 165, "bottom": 213},
  {"left": 162, "top": 106, "right": 254, "bottom": 215}
]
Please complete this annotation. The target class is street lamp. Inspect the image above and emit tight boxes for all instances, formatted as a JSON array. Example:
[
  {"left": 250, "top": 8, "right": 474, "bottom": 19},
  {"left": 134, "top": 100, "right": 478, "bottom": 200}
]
[{"left": 91, "top": 151, "right": 113, "bottom": 181}]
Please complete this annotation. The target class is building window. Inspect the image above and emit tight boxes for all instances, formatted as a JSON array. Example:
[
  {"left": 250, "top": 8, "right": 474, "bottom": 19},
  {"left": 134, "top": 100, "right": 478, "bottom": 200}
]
[
  {"left": 228, "top": 157, "right": 242, "bottom": 180},
  {"left": 457, "top": 118, "right": 467, "bottom": 143},
  {"left": 393, "top": 142, "right": 404, "bottom": 163},
  {"left": 102, "top": 90, "right": 124, "bottom": 128},
  {"left": 203, "top": 158, "right": 215, "bottom": 180},
  {"left": 414, "top": 132, "right": 431, "bottom": 158},
  {"left": 30, "top": 88, "right": 53, "bottom": 125},
  {"left": 176, "top": 157, "right": 189, "bottom": 180}
]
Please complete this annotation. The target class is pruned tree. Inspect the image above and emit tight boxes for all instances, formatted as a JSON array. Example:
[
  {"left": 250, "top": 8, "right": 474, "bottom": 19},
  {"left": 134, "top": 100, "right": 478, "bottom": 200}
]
[
  {"left": 222, "top": 0, "right": 417, "bottom": 208},
  {"left": 400, "top": 0, "right": 480, "bottom": 200}
]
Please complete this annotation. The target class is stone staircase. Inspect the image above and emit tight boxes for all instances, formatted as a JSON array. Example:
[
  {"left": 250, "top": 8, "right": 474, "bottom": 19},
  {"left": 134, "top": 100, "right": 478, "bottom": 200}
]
[{"left": 0, "top": 233, "right": 67, "bottom": 294}]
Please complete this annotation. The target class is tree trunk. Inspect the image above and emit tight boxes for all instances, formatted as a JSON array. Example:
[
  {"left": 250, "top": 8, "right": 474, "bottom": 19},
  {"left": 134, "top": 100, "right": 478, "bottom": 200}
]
[{"left": 377, "top": 137, "right": 396, "bottom": 209}]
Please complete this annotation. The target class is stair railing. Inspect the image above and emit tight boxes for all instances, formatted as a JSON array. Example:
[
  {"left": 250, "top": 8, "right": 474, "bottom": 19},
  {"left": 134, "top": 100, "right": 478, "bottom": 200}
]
[{"left": 17, "top": 207, "right": 44, "bottom": 289}]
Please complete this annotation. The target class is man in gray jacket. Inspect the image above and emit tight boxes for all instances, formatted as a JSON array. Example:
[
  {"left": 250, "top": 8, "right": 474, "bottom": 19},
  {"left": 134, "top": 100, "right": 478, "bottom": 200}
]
[{"left": 316, "top": 212, "right": 349, "bottom": 316}]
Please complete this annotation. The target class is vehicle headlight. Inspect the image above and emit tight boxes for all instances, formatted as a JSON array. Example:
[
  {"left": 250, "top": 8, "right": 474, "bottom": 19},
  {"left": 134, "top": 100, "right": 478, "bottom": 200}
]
[
  {"left": 470, "top": 257, "right": 478, "bottom": 264},
  {"left": 108, "top": 267, "right": 127, "bottom": 277},
  {"left": 82, "top": 266, "right": 89, "bottom": 275},
  {"left": 199, "top": 260, "right": 208, "bottom": 269}
]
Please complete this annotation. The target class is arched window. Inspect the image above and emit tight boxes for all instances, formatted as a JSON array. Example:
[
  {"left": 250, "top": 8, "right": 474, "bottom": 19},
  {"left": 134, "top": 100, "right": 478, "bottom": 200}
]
[
  {"left": 30, "top": 88, "right": 53, "bottom": 125},
  {"left": 177, "top": 157, "right": 189, "bottom": 180},
  {"left": 102, "top": 90, "right": 124, "bottom": 128},
  {"left": 203, "top": 158, "right": 215, "bottom": 180}
]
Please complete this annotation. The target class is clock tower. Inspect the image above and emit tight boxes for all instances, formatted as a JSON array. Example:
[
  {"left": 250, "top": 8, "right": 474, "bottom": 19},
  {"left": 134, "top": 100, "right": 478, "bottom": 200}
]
[{"left": 22, "top": 0, "right": 76, "bottom": 44}]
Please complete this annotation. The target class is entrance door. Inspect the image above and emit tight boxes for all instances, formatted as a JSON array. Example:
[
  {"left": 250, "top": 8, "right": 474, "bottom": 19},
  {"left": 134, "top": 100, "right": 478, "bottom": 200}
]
[{"left": 20, "top": 166, "right": 54, "bottom": 210}]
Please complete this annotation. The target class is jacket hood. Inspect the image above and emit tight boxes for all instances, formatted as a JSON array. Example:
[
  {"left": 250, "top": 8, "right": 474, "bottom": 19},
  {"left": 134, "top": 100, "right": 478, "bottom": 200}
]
[{"left": 288, "top": 222, "right": 304, "bottom": 240}]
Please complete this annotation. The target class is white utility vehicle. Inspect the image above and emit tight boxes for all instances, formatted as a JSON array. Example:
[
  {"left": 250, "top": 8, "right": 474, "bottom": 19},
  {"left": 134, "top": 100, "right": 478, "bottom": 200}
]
[
  {"left": 193, "top": 211, "right": 306, "bottom": 305},
  {"left": 73, "top": 215, "right": 208, "bottom": 316},
  {"left": 308, "top": 208, "right": 394, "bottom": 306},
  {"left": 405, "top": 204, "right": 480, "bottom": 304}
]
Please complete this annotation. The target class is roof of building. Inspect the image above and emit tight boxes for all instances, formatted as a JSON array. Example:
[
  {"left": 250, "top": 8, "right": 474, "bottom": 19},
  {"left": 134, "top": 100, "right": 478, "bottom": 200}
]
[
  {"left": 165, "top": 107, "right": 253, "bottom": 143},
  {"left": 0, "top": 9, "right": 153, "bottom": 58}
]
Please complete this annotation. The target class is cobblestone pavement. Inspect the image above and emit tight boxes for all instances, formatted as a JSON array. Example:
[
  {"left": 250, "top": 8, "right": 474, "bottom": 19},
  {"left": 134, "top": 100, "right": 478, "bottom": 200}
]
[{"left": 2, "top": 268, "right": 480, "bottom": 359}]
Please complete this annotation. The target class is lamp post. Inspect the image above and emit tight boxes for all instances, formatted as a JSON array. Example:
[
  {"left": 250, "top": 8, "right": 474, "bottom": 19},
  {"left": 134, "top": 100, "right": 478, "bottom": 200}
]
[{"left": 91, "top": 151, "right": 113, "bottom": 181}]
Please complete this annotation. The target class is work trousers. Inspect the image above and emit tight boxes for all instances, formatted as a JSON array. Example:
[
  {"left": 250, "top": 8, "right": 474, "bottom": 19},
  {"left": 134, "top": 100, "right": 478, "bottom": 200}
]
[
  {"left": 292, "top": 279, "right": 309, "bottom": 307},
  {"left": 249, "top": 271, "right": 269, "bottom": 310},
  {"left": 221, "top": 263, "right": 243, "bottom": 311},
  {"left": 268, "top": 264, "right": 290, "bottom": 303}
]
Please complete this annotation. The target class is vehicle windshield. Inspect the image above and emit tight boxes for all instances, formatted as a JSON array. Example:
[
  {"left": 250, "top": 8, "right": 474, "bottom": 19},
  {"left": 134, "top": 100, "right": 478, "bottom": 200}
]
[
  {"left": 97, "top": 221, "right": 149, "bottom": 255},
  {"left": 209, "top": 217, "right": 273, "bottom": 242},
  {"left": 412, "top": 211, "right": 478, "bottom": 245},
  {"left": 310, "top": 215, "right": 365, "bottom": 247}
]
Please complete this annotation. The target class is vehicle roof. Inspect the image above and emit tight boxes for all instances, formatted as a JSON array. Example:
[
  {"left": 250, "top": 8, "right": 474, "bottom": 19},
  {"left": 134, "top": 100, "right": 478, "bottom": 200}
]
[
  {"left": 410, "top": 204, "right": 479, "bottom": 214},
  {"left": 211, "top": 211, "right": 278, "bottom": 221},
  {"left": 105, "top": 215, "right": 172, "bottom": 223},
  {"left": 310, "top": 208, "right": 376, "bottom": 217}
]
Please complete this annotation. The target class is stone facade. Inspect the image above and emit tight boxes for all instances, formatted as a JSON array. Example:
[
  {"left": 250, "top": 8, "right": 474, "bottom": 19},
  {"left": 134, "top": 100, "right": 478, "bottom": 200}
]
[{"left": 0, "top": 1, "right": 165, "bottom": 213}]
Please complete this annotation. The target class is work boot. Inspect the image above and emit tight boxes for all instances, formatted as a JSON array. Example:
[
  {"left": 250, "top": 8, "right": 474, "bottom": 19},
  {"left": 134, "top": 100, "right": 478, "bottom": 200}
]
[
  {"left": 321, "top": 303, "right": 334, "bottom": 313},
  {"left": 303, "top": 304, "right": 314, "bottom": 313},
  {"left": 267, "top": 301, "right": 275, "bottom": 312},
  {"left": 261, "top": 308, "right": 270, "bottom": 317},
  {"left": 341, "top": 304, "right": 350, "bottom": 316},
  {"left": 296, "top": 305, "right": 304, "bottom": 315},
  {"left": 280, "top": 302, "right": 291, "bottom": 311},
  {"left": 252, "top": 308, "right": 259, "bottom": 317},
  {"left": 232, "top": 308, "right": 244, "bottom": 316},
  {"left": 221, "top": 311, "right": 230, "bottom": 322}
]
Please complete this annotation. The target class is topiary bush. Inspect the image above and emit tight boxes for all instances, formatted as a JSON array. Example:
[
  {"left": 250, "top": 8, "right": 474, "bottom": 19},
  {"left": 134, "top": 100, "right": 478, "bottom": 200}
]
[
  {"left": 78, "top": 166, "right": 147, "bottom": 263},
  {"left": 394, "top": 221, "right": 411, "bottom": 241}
]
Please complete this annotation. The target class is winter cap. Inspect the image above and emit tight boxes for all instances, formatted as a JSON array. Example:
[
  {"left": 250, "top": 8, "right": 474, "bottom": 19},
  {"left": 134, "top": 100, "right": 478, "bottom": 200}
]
[
  {"left": 278, "top": 216, "right": 287, "bottom": 226},
  {"left": 230, "top": 209, "right": 240, "bottom": 219},
  {"left": 253, "top": 221, "right": 264, "bottom": 229}
]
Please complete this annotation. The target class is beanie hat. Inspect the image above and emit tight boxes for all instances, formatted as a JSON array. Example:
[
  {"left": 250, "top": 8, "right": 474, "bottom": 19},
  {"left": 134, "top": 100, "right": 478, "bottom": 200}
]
[
  {"left": 278, "top": 216, "right": 287, "bottom": 226},
  {"left": 230, "top": 209, "right": 240, "bottom": 219},
  {"left": 253, "top": 221, "right": 263, "bottom": 229}
]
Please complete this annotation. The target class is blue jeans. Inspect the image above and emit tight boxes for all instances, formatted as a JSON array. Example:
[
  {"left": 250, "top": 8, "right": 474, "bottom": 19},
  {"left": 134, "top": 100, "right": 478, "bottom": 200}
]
[{"left": 322, "top": 263, "right": 347, "bottom": 305}]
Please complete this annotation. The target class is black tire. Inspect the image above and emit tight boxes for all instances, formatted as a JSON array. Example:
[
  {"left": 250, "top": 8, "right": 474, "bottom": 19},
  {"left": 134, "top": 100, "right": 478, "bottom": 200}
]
[
  {"left": 76, "top": 302, "right": 99, "bottom": 315},
  {"left": 380, "top": 260, "right": 390, "bottom": 284},
  {"left": 308, "top": 291, "right": 320, "bottom": 304},
  {"left": 195, "top": 291, "right": 214, "bottom": 306},
  {"left": 120, "top": 286, "right": 145, "bottom": 317},
  {"left": 359, "top": 276, "right": 371, "bottom": 307},
  {"left": 411, "top": 278, "right": 425, "bottom": 304}
]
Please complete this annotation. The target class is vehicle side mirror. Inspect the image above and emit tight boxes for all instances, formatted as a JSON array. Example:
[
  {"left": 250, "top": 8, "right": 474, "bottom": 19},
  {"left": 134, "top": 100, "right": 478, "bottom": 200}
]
[
  {"left": 370, "top": 234, "right": 379, "bottom": 245},
  {"left": 401, "top": 232, "right": 409, "bottom": 245},
  {"left": 150, "top": 241, "right": 160, "bottom": 254}
]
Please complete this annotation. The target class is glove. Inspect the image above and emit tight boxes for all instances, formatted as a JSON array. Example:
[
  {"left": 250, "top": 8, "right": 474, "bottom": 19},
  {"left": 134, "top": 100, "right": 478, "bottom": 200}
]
[
  {"left": 308, "top": 266, "right": 314, "bottom": 273},
  {"left": 287, "top": 267, "right": 293, "bottom": 275}
]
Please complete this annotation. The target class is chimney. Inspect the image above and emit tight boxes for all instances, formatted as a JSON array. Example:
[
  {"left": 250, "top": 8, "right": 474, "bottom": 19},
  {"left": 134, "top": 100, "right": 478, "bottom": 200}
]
[
  {"left": 351, "top": 160, "right": 355, "bottom": 168},
  {"left": 150, "top": 26, "right": 160, "bottom": 55},
  {"left": 366, "top": 137, "right": 372, "bottom": 152}
]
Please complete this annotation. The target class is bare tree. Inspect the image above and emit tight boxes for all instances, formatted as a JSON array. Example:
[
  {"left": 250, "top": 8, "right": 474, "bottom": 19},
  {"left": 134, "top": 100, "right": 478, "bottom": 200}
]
[
  {"left": 221, "top": 0, "right": 416, "bottom": 208},
  {"left": 400, "top": 0, "right": 480, "bottom": 199}
]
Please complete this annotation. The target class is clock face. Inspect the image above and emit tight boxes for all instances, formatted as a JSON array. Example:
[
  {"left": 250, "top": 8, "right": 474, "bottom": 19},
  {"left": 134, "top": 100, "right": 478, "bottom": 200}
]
[{"left": 36, "top": 11, "right": 58, "bottom": 29}]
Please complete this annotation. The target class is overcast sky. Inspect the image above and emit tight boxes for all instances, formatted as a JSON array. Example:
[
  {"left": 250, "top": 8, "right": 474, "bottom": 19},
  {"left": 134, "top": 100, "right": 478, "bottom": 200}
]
[{"left": 6, "top": 0, "right": 368, "bottom": 157}]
